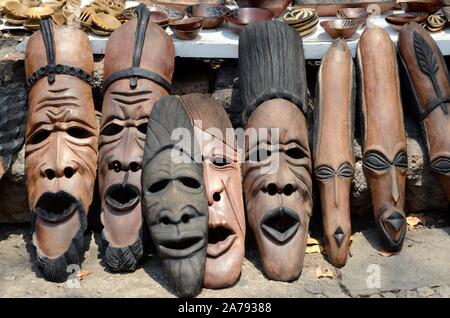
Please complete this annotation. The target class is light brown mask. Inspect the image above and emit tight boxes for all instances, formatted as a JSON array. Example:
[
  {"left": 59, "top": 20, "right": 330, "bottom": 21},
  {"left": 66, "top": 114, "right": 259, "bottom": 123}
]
[
  {"left": 398, "top": 22, "right": 450, "bottom": 202},
  {"left": 25, "top": 21, "right": 97, "bottom": 282},
  {"left": 314, "top": 39, "right": 355, "bottom": 267},
  {"left": 357, "top": 27, "right": 407, "bottom": 252},
  {"left": 180, "top": 94, "right": 245, "bottom": 289},
  {"left": 99, "top": 4, "right": 175, "bottom": 271},
  {"left": 243, "top": 99, "right": 313, "bottom": 281}
]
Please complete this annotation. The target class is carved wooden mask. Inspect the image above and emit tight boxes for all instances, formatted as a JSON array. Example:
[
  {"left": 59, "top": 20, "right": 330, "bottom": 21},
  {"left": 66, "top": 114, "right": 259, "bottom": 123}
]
[
  {"left": 142, "top": 96, "right": 208, "bottom": 297},
  {"left": 99, "top": 4, "right": 175, "bottom": 272},
  {"left": 180, "top": 94, "right": 245, "bottom": 289},
  {"left": 314, "top": 39, "right": 355, "bottom": 268},
  {"left": 398, "top": 23, "right": 450, "bottom": 202},
  {"left": 357, "top": 27, "right": 407, "bottom": 252},
  {"left": 25, "top": 20, "right": 97, "bottom": 282},
  {"left": 240, "top": 21, "right": 312, "bottom": 281}
]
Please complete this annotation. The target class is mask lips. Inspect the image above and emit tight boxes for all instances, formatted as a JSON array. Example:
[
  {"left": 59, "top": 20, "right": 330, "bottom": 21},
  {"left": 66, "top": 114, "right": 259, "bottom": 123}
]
[
  {"left": 260, "top": 207, "right": 301, "bottom": 245},
  {"left": 105, "top": 183, "right": 140, "bottom": 212},
  {"left": 35, "top": 191, "right": 79, "bottom": 223},
  {"left": 158, "top": 234, "right": 205, "bottom": 259},
  {"left": 207, "top": 224, "right": 237, "bottom": 258}
]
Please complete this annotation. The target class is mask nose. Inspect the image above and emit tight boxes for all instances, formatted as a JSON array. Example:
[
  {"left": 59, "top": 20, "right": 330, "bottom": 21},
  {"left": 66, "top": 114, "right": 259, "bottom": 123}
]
[
  {"left": 159, "top": 210, "right": 196, "bottom": 226},
  {"left": 41, "top": 134, "right": 79, "bottom": 179},
  {"left": 109, "top": 128, "right": 142, "bottom": 173},
  {"left": 204, "top": 165, "right": 225, "bottom": 206},
  {"left": 264, "top": 182, "right": 296, "bottom": 196},
  {"left": 390, "top": 168, "right": 400, "bottom": 203}
]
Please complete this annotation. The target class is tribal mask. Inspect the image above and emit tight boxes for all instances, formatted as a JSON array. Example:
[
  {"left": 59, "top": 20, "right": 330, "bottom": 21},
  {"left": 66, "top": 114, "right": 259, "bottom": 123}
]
[
  {"left": 398, "top": 23, "right": 450, "bottom": 202},
  {"left": 99, "top": 4, "right": 175, "bottom": 272},
  {"left": 180, "top": 94, "right": 245, "bottom": 289},
  {"left": 314, "top": 39, "right": 355, "bottom": 267},
  {"left": 142, "top": 96, "right": 208, "bottom": 297},
  {"left": 239, "top": 21, "right": 312, "bottom": 281},
  {"left": 25, "top": 20, "right": 97, "bottom": 282},
  {"left": 357, "top": 27, "right": 407, "bottom": 252}
]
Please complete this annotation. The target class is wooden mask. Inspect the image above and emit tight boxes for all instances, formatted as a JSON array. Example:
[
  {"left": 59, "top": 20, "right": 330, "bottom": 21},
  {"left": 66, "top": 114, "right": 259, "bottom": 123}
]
[
  {"left": 398, "top": 22, "right": 450, "bottom": 202},
  {"left": 240, "top": 21, "right": 312, "bottom": 281},
  {"left": 99, "top": 4, "right": 175, "bottom": 272},
  {"left": 180, "top": 93, "right": 245, "bottom": 289},
  {"left": 357, "top": 27, "right": 407, "bottom": 252},
  {"left": 314, "top": 39, "right": 355, "bottom": 267},
  {"left": 142, "top": 96, "right": 208, "bottom": 297},
  {"left": 25, "top": 20, "right": 97, "bottom": 282}
]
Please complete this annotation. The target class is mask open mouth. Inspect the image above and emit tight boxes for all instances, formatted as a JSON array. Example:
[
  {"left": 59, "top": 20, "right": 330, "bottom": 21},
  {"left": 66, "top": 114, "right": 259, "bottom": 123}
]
[
  {"left": 105, "top": 184, "right": 140, "bottom": 212},
  {"left": 35, "top": 191, "right": 79, "bottom": 223},
  {"left": 158, "top": 235, "right": 205, "bottom": 259},
  {"left": 260, "top": 207, "right": 300, "bottom": 244},
  {"left": 207, "top": 226, "right": 236, "bottom": 258}
]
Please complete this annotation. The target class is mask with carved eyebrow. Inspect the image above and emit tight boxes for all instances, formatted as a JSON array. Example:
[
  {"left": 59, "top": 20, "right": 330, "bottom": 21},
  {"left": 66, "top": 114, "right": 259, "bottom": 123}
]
[
  {"left": 179, "top": 93, "right": 246, "bottom": 289},
  {"left": 398, "top": 23, "right": 450, "bottom": 202},
  {"left": 357, "top": 27, "right": 407, "bottom": 252},
  {"left": 142, "top": 95, "right": 208, "bottom": 297},
  {"left": 24, "top": 20, "right": 98, "bottom": 282},
  {"left": 314, "top": 38, "right": 355, "bottom": 268},
  {"left": 239, "top": 21, "right": 313, "bottom": 281},
  {"left": 98, "top": 4, "right": 175, "bottom": 272}
]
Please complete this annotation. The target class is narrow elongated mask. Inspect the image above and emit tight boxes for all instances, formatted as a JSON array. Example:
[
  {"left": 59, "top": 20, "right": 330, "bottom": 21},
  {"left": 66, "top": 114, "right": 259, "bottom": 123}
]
[
  {"left": 180, "top": 93, "right": 245, "bottom": 289},
  {"left": 25, "top": 20, "right": 97, "bottom": 282},
  {"left": 99, "top": 4, "right": 175, "bottom": 271}
]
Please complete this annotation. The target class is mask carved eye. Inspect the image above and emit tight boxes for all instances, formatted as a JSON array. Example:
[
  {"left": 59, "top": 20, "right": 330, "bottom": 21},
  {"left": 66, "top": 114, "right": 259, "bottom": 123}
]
[
  {"left": 248, "top": 148, "right": 271, "bottom": 162},
  {"left": 178, "top": 177, "right": 201, "bottom": 189},
  {"left": 67, "top": 127, "right": 93, "bottom": 139},
  {"left": 394, "top": 152, "right": 408, "bottom": 169},
  {"left": 137, "top": 123, "right": 148, "bottom": 134},
  {"left": 148, "top": 179, "right": 170, "bottom": 193},
  {"left": 211, "top": 156, "right": 231, "bottom": 167},
  {"left": 363, "top": 152, "right": 390, "bottom": 171},
  {"left": 285, "top": 147, "right": 304, "bottom": 159},
  {"left": 30, "top": 129, "right": 51, "bottom": 144},
  {"left": 431, "top": 156, "right": 450, "bottom": 174},
  {"left": 315, "top": 165, "right": 335, "bottom": 180},
  {"left": 101, "top": 123, "right": 124, "bottom": 136},
  {"left": 337, "top": 162, "right": 354, "bottom": 178}
]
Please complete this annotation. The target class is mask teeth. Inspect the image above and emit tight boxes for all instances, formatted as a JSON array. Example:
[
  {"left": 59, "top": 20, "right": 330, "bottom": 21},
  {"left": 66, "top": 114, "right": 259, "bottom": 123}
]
[{"left": 334, "top": 226, "right": 345, "bottom": 247}]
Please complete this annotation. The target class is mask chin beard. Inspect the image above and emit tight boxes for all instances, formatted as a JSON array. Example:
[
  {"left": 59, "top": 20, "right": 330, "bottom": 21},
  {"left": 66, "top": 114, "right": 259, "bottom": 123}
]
[
  {"left": 101, "top": 183, "right": 144, "bottom": 272},
  {"left": 163, "top": 248, "right": 206, "bottom": 298},
  {"left": 30, "top": 191, "right": 87, "bottom": 283}
]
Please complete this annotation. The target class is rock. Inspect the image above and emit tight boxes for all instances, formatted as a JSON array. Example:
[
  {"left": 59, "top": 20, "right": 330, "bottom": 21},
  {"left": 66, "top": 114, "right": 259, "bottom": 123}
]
[
  {"left": 435, "top": 286, "right": 450, "bottom": 298},
  {"left": 382, "top": 292, "right": 397, "bottom": 298},
  {"left": 416, "top": 287, "right": 435, "bottom": 298},
  {"left": 212, "top": 88, "right": 233, "bottom": 111},
  {"left": 369, "top": 294, "right": 382, "bottom": 298}
]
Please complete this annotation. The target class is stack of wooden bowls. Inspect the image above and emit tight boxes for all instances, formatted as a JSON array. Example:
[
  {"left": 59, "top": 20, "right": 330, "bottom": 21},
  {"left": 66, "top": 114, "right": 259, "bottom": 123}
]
[
  {"left": 3, "top": 1, "right": 29, "bottom": 25},
  {"left": 282, "top": 8, "right": 318, "bottom": 38},
  {"left": 169, "top": 16, "right": 203, "bottom": 40},
  {"left": 425, "top": 13, "right": 448, "bottom": 32},
  {"left": 90, "top": 12, "right": 122, "bottom": 36}
]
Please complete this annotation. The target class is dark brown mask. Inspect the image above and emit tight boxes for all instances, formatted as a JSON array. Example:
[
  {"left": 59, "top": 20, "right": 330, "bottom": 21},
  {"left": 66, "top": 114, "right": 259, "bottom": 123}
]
[
  {"left": 239, "top": 21, "right": 312, "bottom": 281},
  {"left": 314, "top": 39, "right": 355, "bottom": 268},
  {"left": 25, "top": 20, "right": 98, "bottom": 282},
  {"left": 398, "top": 22, "right": 450, "bottom": 202},
  {"left": 99, "top": 4, "right": 175, "bottom": 272},
  {"left": 180, "top": 94, "right": 245, "bottom": 289},
  {"left": 142, "top": 96, "right": 208, "bottom": 297},
  {"left": 357, "top": 27, "right": 407, "bottom": 252}
]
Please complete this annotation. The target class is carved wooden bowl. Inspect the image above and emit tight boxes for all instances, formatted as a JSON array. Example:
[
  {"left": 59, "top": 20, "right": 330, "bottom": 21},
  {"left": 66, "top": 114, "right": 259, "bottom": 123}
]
[
  {"left": 149, "top": 10, "right": 170, "bottom": 25},
  {"left": 24, "top": 18, "right": 41, "bottom": 30},
  {"left": 150, "top": 4, "right": 185, "bottom": 23},
  {"left": 320, "top": 19, "right": 360, "bottom": 39},
  {"left": 235, "top": 0, "right": 291, "bottom": 17},
  {"left": 426, "top": 14, "right": 448, "bottom": 32},
  {"left": 400, "top": 0, "right": 443, "bottom": 15},
  {"left": 169, "top": 16, "right": 203, "bottom": 31},
  {"left": 51, "top": 11, "right": 66, "bottom": 25},
  {"left": 42, "top": 0, "right": 65, "bottom": 11},
  {"left": 385, "top": 12, "right": 429, "bottom": 25},
  {"left": 225, "top": 7, "right": 274, "bottom": 33},
  {"left": 25, "top": 6, "right": 54, "bottom": 19},
  {"left": 4, "top": 13, "right": 26, "bottom": 24},
  {"left": 185, "top": 3, "right": 229, "bottom": 28},
  {"left": 283, "top": 8, "right": 316, "bottom": 25},
  {"left": 337, "top": 7, "right": 372, "bottom": 24},
  {"left": 4, "top": 1, "right": 29, "bottom": 19},
  {"left": 92, "top": 13, "right": 122, "bottom": 32},
  {"left": 171, "top": 25, "right": 202, "bottom": 40}
]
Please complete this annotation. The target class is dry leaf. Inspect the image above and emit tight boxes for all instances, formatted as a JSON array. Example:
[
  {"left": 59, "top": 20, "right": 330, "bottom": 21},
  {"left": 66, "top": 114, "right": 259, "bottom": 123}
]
[
  {"left": 315, "top": 265, "right": 334, "bottom": 279},
  {"left": 77, "top": 270, "right": 90, "bottom": 280},
  {"left": 378, "top": 250, "right": 400, "bottom": 257},
  {"left": 305, "top": 245, "right": 323, "bottom": 254},
  {"left": 307, "top": 235, "right": 320, "bottom": 245},
  {"left": 407, "top": 216, "right": 422, "bottom": 231}
]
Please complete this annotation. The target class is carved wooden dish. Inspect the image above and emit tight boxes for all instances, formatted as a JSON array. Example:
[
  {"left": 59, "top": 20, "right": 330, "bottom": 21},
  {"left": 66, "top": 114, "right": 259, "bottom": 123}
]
[
  {"left": 320, "top": 19, "right": 360, "bottom": 39},
  {"left": 22, "top": 0, "right": 41, "bottom": 8},
  {"left": 149, "top": 10, "right": 170, "bottom": 25},
  {"left": 185, "top": 3, "right": 229, "bottom": 28},
  {"left": 24, "top": 18, "right": 41, "bottom": 30},
  {"left": 4, "top": 13, "right": 27, "bottom": 24},
  {"left": 337, "top": 7, "right": 372, "bottom": 24},
  {"left": 4, "top": 1, "right": 29, "bottom": 19},
  {"left": 150, "top": 4, "right": 185, "bottom": 23},
  {"left": 225, "top": 7, "right": 274, "bottom": 33},
  {"left": 171, "top": 25, "right": 202, "bottom": 39},
  {"left": 399, "top": 0, "right": 443, "bottom": 15},
  {"left": 90, "top": 24, "right": 112, "bottom": 36},
  {"left": 235, "top": 0, "right": 292, "bottom": 17},
  {"left": 385, "top": 12, "right": 428, "bottom": 25},
  {"left": 156, "top": 0, "right": 224, "bottom": 12},
  {"left": 51, "top": 11, "right": 66, "bottom": 25},
  {"left": 283, "top": 8, "right": 316, "bottom": 25},
  {"left": 169, "top": 16, "right": 203, "bottom": 30},
  {"left": 426, "top": 14, "right": 448, "bottom": 32},
  {"left": 25, "top": 6, "right": 54, "bottom": 19},
  {"left": 92, "top": 13, "right": 122, "bottom": 31},
  {"left": 42, "top": 0, "right": 65, "bottom": 11}
]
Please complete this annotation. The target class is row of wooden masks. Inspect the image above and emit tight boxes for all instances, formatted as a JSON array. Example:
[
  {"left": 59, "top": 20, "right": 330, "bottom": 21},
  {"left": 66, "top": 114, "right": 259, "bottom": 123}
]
[{"left": 23, "top": 7, "right": 449, "bottom": 297}]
